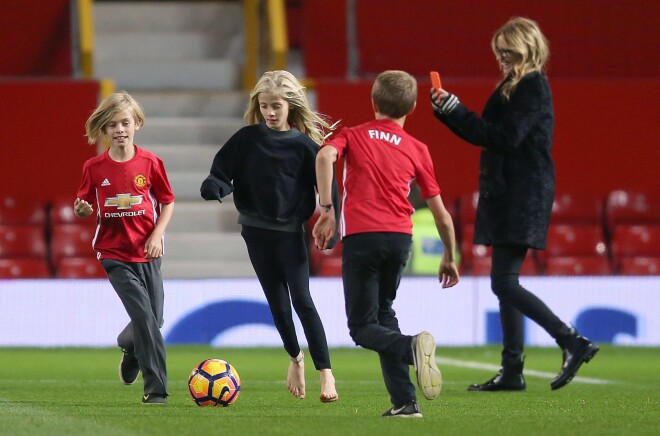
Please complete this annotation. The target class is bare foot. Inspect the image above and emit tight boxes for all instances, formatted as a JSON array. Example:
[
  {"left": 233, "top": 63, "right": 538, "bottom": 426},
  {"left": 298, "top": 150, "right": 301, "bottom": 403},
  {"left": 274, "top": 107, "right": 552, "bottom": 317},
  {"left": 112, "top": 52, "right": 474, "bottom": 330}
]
[
  {"left": 319, "top": 369, "right": 338, "bottom": 403},
  {"left": 287, "top": 351, "right": 305, "bottom": 399}
]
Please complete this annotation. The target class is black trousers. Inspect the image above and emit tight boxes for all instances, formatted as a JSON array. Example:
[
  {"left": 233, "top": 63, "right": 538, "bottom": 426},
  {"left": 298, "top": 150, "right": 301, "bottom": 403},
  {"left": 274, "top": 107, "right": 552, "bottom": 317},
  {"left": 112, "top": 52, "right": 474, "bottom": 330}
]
[
  {"left": 342, "top": 232, "right": 416, "bottom": 407},
  {"left": 241, "top": 225, "right": 331, "bottom": 370},
  {"left": 491, "top": 245, "right": 571, "bottom": 368},
  {"left": 101, "top": 258, "right": 168, "bottom": 396}
]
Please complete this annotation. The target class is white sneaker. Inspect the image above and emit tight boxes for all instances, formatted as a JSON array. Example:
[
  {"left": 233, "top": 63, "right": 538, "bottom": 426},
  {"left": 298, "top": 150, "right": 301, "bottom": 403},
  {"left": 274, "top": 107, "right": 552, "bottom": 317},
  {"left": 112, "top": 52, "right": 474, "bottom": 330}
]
[{"left": 412, "top": 331, "right": 442, "bottom": 400}]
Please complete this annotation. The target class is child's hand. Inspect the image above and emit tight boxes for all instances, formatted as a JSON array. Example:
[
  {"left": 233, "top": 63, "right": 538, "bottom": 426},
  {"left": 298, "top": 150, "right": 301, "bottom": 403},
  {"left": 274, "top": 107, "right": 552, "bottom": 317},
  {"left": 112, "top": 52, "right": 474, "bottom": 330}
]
[
  {"left": 144, "top": 234, "right": 164, "bottom": 260},
  {"left": 438, "top": 260, "right": 460, "bottom": 288},
  {"left": 73, "top": 198, "right": 93, "bottom": 218}
]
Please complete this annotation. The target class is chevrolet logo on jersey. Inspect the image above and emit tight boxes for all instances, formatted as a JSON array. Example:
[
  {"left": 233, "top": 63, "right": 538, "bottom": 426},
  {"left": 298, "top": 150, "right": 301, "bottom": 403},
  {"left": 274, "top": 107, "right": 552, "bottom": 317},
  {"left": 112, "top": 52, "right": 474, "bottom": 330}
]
[{"left": 105, "top": 193, "right": 144, "bottom": 209}]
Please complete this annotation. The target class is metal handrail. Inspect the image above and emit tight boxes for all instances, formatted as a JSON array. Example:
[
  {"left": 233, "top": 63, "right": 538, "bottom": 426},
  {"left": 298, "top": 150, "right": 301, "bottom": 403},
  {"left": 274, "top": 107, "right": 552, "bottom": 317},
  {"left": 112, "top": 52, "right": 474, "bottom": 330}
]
[{"left": 242, "top": 0, "right": 289, "bottom": 90}]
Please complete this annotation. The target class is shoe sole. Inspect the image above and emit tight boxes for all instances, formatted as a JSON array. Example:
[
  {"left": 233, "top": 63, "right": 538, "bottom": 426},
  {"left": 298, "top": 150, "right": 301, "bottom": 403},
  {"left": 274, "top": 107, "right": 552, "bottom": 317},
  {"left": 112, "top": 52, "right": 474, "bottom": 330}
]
[
  {"left": 413, "top": 332, "right": 442, "bottom": 400},
  {"left": 551, "top": 344, "right": 600, "bottom": 390},
  {"left": 383, "top": 413, "right": 423, "bottom": 418}
]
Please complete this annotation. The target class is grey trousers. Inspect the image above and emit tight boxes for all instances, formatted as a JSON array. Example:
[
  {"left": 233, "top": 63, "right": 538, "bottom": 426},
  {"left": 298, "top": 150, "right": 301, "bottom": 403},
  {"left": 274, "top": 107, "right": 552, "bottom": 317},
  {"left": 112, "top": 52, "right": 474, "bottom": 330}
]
[{"left": 101, "top": 258, "right": 168, "bottom": 396}]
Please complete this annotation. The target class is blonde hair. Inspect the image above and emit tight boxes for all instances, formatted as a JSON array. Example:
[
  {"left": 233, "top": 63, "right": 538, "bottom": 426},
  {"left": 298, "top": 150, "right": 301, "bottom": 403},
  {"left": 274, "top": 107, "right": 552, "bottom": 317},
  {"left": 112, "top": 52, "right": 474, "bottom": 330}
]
[
  {"left": 85, "top": 91, "right": 145, "bottom": 146},
  {"left": 244, "top": 70, "right": 336, "bottom": 144},
  {"left": 492, "top": 17, "right": 549, "bottom": 100},
  {"left": 371, "top": 70, "right": 417, "bottom": 118}
]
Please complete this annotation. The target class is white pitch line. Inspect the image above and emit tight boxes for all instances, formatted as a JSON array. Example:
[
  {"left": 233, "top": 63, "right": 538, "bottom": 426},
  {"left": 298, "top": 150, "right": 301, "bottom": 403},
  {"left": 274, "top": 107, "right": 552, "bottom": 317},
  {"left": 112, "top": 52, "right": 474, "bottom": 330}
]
[{"left": 437, "top": 357, "right": 612, "bottom": 385}]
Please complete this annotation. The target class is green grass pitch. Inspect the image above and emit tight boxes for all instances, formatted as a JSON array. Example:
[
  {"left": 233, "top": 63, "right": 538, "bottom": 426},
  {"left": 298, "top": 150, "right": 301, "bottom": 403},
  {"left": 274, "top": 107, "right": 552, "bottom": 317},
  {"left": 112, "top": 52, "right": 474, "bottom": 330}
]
[{"left": 1, "top": 346, "right": 658, "bottom": 435}]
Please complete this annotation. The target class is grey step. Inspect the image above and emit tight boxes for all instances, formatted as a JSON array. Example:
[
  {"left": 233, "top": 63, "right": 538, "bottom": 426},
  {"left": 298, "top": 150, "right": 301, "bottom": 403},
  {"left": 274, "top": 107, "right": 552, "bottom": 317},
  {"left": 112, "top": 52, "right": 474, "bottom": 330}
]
[
  {"left": 161, "top": 259, "right": 256, "bottom": 279},
  {"left": 94, "top": 2, "right": 243, "bottom": 33},
  {"left": 165, "top": 232, "right": 249, "bottom": 261},
  {"left": 137, "top": 117, "right": 245, "bottom": 144},
  {"left": 95, "top": 59, "right": 240, "bottom": 90},
  {"left": 131, "top": 91, "right": 247, "bottom": 118},
  {"left": 140, "top": 144, "right": 218, "bottom": 173},
  {"left": 95, "top": 32, "right": 229, "bottom": 62},
  {"left": 167, "top": 201, "right": 240, "bottom": 233}
]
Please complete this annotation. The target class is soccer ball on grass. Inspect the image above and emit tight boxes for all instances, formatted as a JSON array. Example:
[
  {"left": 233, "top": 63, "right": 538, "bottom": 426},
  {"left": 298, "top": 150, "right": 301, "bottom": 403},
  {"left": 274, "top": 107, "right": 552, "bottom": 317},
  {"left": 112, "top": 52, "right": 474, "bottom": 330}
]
[{"left": 188, "top": 359, "right": 241, "bottom": 407}]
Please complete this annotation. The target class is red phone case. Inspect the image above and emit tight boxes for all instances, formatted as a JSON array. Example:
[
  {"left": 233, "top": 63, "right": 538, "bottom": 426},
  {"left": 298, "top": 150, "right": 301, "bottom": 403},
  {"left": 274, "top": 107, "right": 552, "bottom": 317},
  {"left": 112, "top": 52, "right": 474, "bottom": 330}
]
[{"left": 430, "top": 71, "right": 442, "bottom": 90}]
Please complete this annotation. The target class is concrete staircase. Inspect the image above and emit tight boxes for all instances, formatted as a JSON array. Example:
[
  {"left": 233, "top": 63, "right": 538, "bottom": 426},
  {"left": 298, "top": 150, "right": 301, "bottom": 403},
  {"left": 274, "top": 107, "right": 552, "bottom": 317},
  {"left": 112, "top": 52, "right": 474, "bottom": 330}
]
[{"left": 93, "top": 0, "right": 255, "bottom": 278}]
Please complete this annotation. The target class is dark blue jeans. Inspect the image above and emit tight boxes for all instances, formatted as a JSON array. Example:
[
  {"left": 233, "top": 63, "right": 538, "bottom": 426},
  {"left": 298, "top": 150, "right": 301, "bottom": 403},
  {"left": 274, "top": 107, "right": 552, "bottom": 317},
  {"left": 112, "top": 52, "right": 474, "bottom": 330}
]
[{"left": 342, "top": 232, "right": 415, "bottom": 407}]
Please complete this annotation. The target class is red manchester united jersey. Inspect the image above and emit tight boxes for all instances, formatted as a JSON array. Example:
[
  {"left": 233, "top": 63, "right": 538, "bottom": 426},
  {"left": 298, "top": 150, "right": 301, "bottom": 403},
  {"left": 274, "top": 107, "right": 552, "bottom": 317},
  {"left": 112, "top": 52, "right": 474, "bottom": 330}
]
[
  {"left": 76, "top": 146, "right": 175, "bottom": 262},
  {"left": 323, "top": 119, "right": 440, "bottom": 237}
]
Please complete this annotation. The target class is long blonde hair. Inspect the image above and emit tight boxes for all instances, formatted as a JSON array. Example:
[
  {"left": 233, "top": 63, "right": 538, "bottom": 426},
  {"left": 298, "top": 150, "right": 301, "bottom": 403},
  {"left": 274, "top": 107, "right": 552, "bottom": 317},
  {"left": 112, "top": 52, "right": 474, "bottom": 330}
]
[
  {"left": 85, "top": 91, "right": 145, "bottom": 147},
  {"left": 244, "top": 70, "right": 336, "bottom": 144},
  {"left": 492, "top": 17, "right": 549, "bottom": 100}
]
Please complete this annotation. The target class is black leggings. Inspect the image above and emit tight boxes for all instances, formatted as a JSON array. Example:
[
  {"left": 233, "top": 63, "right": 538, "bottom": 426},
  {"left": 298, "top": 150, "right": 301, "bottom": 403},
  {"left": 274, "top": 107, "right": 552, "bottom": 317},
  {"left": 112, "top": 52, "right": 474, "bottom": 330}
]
[
  {"left": 491, "top": 245, "right": 570, "bottom": 367},
  {"left": 241, "top": 225, "right": 331, "bottom": 370}
]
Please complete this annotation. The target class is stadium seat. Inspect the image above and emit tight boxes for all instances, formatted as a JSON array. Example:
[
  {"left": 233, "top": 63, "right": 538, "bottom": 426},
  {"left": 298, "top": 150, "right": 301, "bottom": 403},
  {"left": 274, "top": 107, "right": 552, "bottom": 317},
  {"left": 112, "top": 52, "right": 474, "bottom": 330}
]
[
  {"left": 536, "top": 224, "right": 608, "bottom": 266},
  {"left": 605, "top": 190, "right": 660, "bottom": 234},
  {"left": 0, "top": 225, "right": 48, "bottom": 259},
  {"left": 610, "top": 225, "right": 660, "bottom": 265},
  {"left": 0, "top": 196, "right": 47, "bottom": 226},
  {"left": 618, "top": 257, "right": 660, "bottom": 275},
  {"left": 0, "top": 258, "right": 51, "bottom": 278},
  {"left": 459, "top": 224, "right": 491, "bottom": 270},
  {"left": 545, "top": 256, "right": 612, "bottom": 276},
  {"left": 468, "top": 254, "right": 538, "bottom": 276},
  {"left": 49, "top": 196, "right": 82, "bottom": 225},
  {"left": 50, "top": 224, "right": 97, "bottom": 266},
  {"left": 309, "top": 241, "right": 342, "bottom": 275},
  {"left": 315, "top": 257, "right": 342, "bottom": 276},
  {"left": 551, "top": 192, "right": 603, "bottom": 225},
  {"left": 458, "top": 191, "right": 479, "bottom": 230},
  {"left": 56, "top": 257, "right": 106, "bottom": 278}
]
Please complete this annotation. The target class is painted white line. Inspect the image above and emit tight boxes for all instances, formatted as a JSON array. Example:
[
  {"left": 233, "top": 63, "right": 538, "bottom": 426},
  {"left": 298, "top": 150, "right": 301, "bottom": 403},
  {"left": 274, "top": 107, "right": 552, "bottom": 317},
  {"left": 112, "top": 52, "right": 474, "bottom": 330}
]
[{"left": 437, "top": 357, "right": 612, "bottom": 385}]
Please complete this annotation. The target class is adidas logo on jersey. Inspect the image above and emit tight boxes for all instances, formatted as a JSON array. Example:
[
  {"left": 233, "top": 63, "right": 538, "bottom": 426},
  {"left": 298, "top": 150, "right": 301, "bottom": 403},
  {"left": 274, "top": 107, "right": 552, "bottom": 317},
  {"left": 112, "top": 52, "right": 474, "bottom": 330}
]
[{"left": 101, "top": 179, "right": 111, "bottom": 186}]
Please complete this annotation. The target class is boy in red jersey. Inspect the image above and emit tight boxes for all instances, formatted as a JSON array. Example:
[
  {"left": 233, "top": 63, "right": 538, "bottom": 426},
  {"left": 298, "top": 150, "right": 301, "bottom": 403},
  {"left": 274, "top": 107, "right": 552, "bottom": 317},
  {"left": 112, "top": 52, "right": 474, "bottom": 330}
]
[
  {"left": 313, "top": 70, "right": 459, "bottom": 418},
  {"left": 74, "top": 91, "right": 175, "bottom": 405}
]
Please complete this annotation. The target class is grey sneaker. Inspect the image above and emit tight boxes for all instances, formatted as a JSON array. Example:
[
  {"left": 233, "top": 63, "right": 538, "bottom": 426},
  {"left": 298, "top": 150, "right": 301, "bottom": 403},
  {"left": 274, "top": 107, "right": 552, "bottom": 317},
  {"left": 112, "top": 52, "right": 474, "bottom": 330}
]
[
  {"left": 119, "top": 348, "right": 140, "bottom": 385},
  {"left": 141, "top": 394, "right": 167, "bottom": 405},
  {"left": 412, "top": 331, "right": 442, "bottom": 400},
  {"left": 382, "top": 400, "right": 423, "bottom": 418}
]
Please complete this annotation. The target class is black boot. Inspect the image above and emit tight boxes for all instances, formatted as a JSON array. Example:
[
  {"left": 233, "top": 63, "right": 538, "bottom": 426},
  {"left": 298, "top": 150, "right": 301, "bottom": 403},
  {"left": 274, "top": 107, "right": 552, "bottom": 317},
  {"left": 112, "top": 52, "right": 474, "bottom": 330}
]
[
  {"left": 551, "top": 328, "right": 599, "bottom": 390},
  {"left": 467, "top": 358, "right": 526, "bottom": 391}
]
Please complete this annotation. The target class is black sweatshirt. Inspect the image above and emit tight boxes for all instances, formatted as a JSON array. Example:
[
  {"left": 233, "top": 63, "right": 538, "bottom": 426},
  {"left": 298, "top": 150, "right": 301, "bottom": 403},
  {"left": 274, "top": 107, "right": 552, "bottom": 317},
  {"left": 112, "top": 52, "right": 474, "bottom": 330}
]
[{"left": 201, "top": 123, "right": 339, "bottom": 235}]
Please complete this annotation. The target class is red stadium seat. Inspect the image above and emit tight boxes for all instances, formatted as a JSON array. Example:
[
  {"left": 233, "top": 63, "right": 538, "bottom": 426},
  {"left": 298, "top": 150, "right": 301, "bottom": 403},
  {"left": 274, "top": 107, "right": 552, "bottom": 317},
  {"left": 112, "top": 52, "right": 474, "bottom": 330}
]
[
  {"left": 309, "top": 241, "right": 342, "bottom": 275},
  {"left": 551, "top": 192, "right": 603, "bottom": 225},
  {"left": 0, "top": 225, "right": 48, "bottom": 258},
  {"left": 56, "top": 257, "right": 106, "bottom": 278},
  {"left": 315, "top": 257, "right": 342, "bottom": 276},
  {"left": 610, "top": 225, "right": 660, "bottom": 265},
  {"left": 459, "top": 224, "right": 491, "bottom": 269},
  {"left": 537, "top": 224, "right": 608, "bottom": 266},
  {"left": 545, "top": 256, "right": 612, "bottom": 276},
  {"left": 50, "top": 224, "right": 97, "bottom": 266},
  {"left": 0, "top": 258, "right": 51, "bottom": 278},
  {"left": 605, "top": 190, "right": 660, "bottom": 233},
  {"left": 468, "top": 254, "right": 538, "bottom": 276},
  {"left": 0, "top": 196, "right": 47, "bottom": 226},
  {"left": 618, "top": 257, "right": 660, "bottom": 275},
  {"left": 458, "top": 191, "right": 479, "bottom": 229}
]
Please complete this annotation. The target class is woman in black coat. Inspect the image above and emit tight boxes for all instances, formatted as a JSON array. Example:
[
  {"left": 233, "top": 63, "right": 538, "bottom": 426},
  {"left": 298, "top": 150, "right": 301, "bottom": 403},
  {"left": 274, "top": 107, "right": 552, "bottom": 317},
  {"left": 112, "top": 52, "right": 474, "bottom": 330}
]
[{"left": 431, "top": 17, "right": 598, "bottom": 391}]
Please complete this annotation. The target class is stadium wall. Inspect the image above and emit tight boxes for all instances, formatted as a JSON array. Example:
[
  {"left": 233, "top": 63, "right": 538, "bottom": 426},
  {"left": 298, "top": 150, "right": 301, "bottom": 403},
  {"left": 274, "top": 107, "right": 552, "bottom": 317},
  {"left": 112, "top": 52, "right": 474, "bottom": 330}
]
[
  {"left": 2, "top": 277, "right": 658, "bottom": 347},
  {"left": 0, "top": 80, "right": 99, "bottom": 203}
]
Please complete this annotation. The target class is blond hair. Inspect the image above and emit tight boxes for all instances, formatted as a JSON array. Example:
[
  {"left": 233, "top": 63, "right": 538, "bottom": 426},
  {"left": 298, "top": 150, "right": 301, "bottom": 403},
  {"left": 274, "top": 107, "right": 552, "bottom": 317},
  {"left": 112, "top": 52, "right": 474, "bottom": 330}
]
[
  {"left": 371, "top": 70, "right": 417, "bottom": 118},
  {"left": 244, "top": 70, "right": 336, "bottom": 144},
  {"left": 492, "top": 17, "right": 550, "bottom": 100},
  {"left": 85, "top": 91, "right": 145, "bottom": 146}
]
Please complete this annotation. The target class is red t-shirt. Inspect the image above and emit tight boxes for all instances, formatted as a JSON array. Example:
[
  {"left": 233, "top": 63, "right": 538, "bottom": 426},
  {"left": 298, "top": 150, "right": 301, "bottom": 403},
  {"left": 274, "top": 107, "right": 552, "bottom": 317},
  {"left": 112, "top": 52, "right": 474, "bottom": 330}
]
[
  {"left": 323, "top": 119, "right": 440, "bottom": 237},
  {"left": 76, "top": 145, "right": 175, "bottom": 262}
]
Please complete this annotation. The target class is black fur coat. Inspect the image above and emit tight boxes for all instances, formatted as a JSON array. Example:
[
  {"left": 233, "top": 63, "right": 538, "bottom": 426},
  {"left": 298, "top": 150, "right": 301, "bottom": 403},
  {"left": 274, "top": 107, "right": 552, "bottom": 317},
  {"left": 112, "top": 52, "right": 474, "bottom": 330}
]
[{"left": 434, "top": 71, "right": 555, "bottom": 249}]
